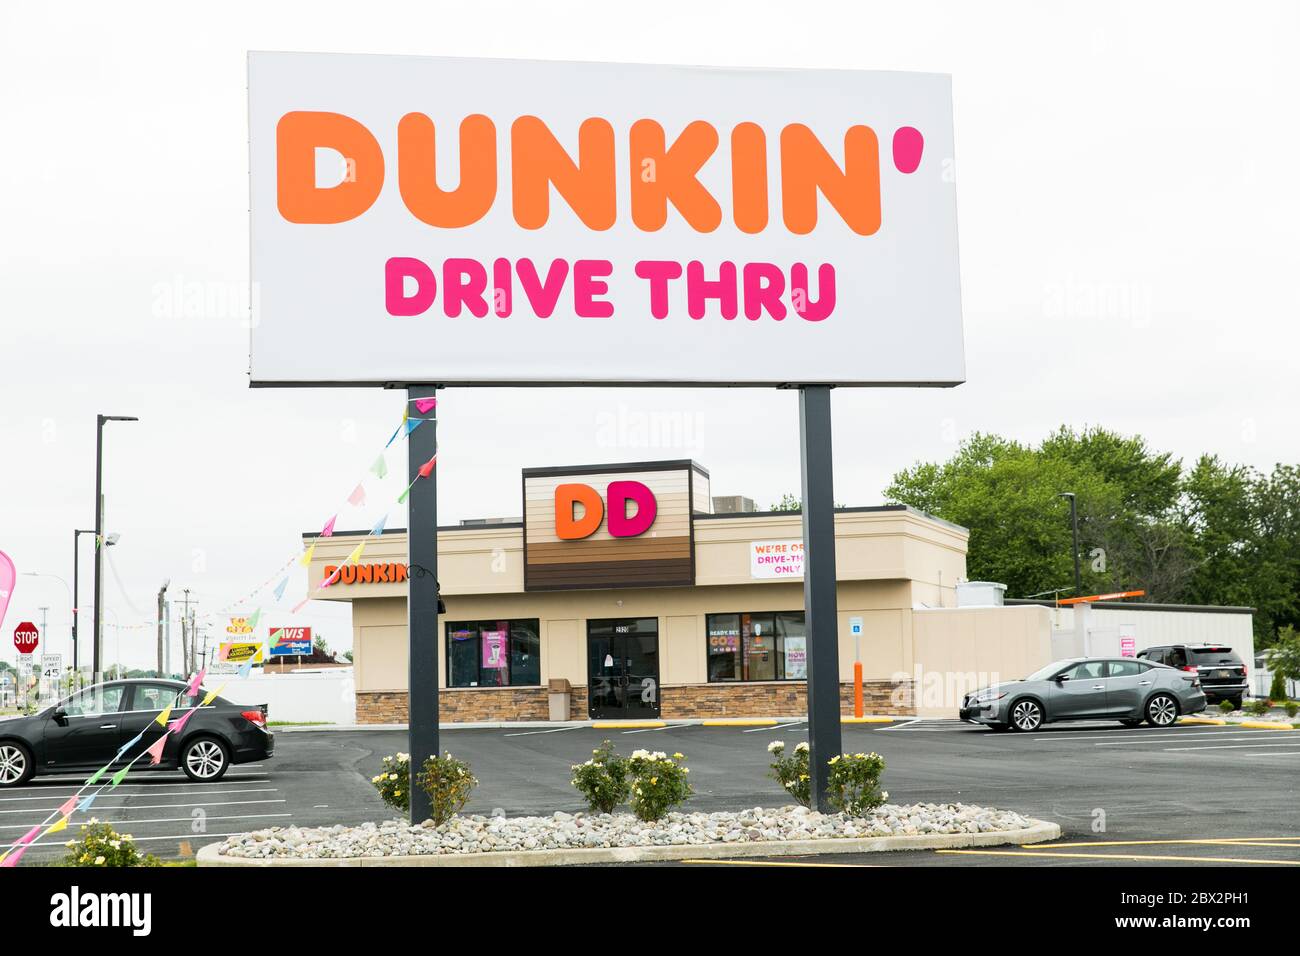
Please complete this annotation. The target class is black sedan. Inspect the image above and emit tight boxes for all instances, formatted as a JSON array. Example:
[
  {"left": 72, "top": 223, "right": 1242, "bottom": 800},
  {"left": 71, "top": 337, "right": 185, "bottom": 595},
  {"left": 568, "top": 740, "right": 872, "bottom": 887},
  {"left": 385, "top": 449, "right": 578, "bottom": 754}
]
[{"left": 0, "top": 678, "right": 273, "bottom": 787}]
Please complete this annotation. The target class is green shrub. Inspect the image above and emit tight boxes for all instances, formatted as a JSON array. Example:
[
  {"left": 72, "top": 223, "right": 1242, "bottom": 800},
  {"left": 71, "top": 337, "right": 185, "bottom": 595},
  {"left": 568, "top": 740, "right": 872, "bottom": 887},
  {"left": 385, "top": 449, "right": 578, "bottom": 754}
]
[
  {"left": 1286, "top": 701, "right": 1298, "bottom": 719},
  {"left": 570, "top": 740, "right": 630, "bottom": 814},
  {"left": 825, "top": 752, "right": 888, "bottom": 816},
  {"left": 62, "top": 821, "right": 159, "bottom": 867},
  {"left": 1270, "top": 670, "right": 1288, "bottom": 703},
  {"left": 1218, "top": 699, "right": 1235, "bottom": 714},
  {"left": 416, "top": 752, "right": 478, "bottom": 826},
  {"left": 767, "top": 740, "right": 811, "bottom": 808},
  {"left": 627, "top": 749, "right": 693, "bottom": 822},
  {"left": 1248, "top": 698, "right": 1271, "bottom": 716},
  {"left": 371, "top": 752, "right": 410, "bottom": 813}
]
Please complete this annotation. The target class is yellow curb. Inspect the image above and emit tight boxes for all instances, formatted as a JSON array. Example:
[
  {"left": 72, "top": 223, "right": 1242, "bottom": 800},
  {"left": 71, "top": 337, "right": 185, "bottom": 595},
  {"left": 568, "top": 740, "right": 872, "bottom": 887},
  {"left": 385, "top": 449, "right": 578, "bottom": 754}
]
[
  {"left": 1238, "top": 721, "right": 1295, "bottom": 730},
  {"left": 1179, "top": 716, "right": 1227, "bottom": 726},
  {"left": 842, "top": 716, "right": 895, "bottom": 724},
  {"left": 701, "top": 718, "right": 778, "bottom": 727},
  {"left": 592, "top": 721, "right": 666, "bottom": 729}
]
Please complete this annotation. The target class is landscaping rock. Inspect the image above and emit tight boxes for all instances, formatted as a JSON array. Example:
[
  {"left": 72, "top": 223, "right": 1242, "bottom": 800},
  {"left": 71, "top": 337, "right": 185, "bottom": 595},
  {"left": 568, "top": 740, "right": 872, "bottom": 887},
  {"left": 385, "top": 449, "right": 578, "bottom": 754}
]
[{"left": 216, "top": 803, "right": 1035, "bottom": 860}]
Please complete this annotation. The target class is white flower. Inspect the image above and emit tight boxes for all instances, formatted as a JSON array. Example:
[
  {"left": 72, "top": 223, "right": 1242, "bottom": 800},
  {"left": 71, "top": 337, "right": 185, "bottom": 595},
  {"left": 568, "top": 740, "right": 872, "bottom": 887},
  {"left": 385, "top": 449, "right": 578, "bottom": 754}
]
[
  {"left": 794, "top": 742, "right": 809, "bottom": 753},
  {"left": 94, "top": 856, "right": 106, "bottom": 865},
  {"left": 767, "top": 740, "right": 784, "bottom": 753}
]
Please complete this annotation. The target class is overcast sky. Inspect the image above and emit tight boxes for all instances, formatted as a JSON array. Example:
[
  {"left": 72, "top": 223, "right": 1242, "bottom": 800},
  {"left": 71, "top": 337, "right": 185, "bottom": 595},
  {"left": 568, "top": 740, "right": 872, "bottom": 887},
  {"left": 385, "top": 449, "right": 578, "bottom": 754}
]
[{"left": 2, "top": 0, "right": 1297, "bottom": 672}]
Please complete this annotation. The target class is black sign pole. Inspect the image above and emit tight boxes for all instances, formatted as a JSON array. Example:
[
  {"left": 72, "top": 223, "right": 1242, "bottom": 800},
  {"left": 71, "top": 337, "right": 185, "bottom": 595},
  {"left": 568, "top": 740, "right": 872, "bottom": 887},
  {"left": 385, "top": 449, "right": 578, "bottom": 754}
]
[
  {"left": 407, "top": 387, "right": 440, "bottom": 824},
  {"left": 798, "top": 385, "right": 843, "bottom": 811}
]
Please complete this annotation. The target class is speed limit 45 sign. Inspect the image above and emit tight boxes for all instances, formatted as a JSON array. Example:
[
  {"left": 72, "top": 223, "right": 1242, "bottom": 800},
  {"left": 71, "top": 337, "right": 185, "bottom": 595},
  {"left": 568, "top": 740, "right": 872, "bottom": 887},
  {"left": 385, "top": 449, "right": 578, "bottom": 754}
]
[{"left": 13, "top": 621, "right": 39, "bottom": 654}]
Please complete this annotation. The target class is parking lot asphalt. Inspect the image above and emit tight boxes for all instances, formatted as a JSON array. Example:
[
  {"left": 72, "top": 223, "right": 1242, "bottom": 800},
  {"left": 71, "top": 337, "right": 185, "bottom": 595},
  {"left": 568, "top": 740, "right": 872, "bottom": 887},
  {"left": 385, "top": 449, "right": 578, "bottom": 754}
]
[{"left": 7, "top": 719, "right": 1299, "bottom": 865}]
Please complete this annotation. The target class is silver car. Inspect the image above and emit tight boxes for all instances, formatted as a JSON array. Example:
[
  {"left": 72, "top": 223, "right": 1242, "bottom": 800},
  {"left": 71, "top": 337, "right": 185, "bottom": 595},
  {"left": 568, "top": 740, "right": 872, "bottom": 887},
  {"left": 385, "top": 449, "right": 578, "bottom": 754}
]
[{"left": 959, "top": 657, "right": 1207, "bottom": 732}]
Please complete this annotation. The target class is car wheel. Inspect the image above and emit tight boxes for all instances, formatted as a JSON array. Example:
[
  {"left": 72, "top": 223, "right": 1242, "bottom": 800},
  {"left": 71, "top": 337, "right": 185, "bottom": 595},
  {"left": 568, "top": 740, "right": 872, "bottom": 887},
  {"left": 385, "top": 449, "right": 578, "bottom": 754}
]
[
  {"left": 0, "top": 742, "right": 34, "bottom": 787},
  {"left": 181, "top": 736, "right": 230, "bottom": 782},
  {"left": 1009, "top": 699, "right": 1043, "bottom": 732},
  {"left": 1146, "top": 693, "right": 1179, "bottom": 727},
  {"left": 1120, "top": 718, "right": 1144, "bottom": 728}
]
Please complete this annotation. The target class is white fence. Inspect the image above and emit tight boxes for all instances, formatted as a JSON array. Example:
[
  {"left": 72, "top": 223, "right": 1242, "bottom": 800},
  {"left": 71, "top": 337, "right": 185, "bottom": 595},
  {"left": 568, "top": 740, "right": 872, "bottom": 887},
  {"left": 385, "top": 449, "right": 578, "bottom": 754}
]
[{"left": 215, "top": 668, "right": 355, "bottom": 724}]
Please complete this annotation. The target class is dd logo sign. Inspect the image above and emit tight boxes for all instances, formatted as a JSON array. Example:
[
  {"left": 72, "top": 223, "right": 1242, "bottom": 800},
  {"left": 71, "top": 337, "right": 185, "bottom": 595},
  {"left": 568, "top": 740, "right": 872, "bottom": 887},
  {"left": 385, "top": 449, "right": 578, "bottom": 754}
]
[{"left": 555, "top": 481, "right": 657, "bottom": 540}]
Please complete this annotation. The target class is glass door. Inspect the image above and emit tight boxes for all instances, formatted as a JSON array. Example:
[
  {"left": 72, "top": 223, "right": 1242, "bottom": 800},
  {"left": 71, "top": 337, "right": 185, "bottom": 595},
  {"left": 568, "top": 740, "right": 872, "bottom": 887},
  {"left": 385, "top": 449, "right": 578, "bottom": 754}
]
[{"left": 587, "top": 618, "right": 660, "bottom": 719}]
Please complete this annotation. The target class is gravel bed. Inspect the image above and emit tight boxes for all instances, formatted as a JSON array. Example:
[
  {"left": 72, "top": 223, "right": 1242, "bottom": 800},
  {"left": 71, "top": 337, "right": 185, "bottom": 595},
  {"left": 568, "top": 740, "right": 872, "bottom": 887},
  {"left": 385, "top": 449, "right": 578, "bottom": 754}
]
[{"left": 217, "top": 803, "right": 1035, "bottom": 860}]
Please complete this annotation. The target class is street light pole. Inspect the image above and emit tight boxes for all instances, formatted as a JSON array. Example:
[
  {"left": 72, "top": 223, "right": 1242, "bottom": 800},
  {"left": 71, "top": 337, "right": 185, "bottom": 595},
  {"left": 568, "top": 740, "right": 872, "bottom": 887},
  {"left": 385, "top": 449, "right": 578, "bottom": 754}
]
[
  {"left": 92, "top": 414, "right": 137, "bottom": 682},
  {"left": 1058, "top": 492, "right": 1081, "bottom": 595}
]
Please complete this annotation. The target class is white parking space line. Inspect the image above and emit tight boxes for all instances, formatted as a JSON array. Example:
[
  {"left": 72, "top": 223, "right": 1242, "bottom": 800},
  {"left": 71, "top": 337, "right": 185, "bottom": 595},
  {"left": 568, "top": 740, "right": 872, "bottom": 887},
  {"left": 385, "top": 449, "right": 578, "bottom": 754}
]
[
  {"left": 1, "top": 812, "right": 291, "bottom": 832},
  {"left": 1, "top": 798, "right": 286, "bottom": 816},
  {"left": 878, "top": 718, "right": 922, "bottom": 731},
  {"left": 745, "top": 720, "right": 805, "bottom": 733},
  {"left": 0, "top": 787, "right": 278, "bottom": 804},
  {"left": 503, "top": 726, "right": 584, "bottom": 737},
  {"left": 1163, "top": 742, "right": 1300, "bottom": 753},
  {"left": 1247, "top": 751, "right": 1300, "bottom": 758},
  {"left": 1028, "top": 729, "right": 1296, "bottom": 743},
  {"left": 1095, "top": 732, "right": 1300, "bottom": 747}
]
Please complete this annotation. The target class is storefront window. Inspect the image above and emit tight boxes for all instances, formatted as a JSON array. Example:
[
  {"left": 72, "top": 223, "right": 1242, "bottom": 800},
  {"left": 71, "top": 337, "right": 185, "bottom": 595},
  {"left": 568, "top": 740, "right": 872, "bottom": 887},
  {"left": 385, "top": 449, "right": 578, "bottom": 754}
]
[
  {"left": 706, "top": 612, "right": 805, "bottom": 682},
  {"left": 446, "top": 620, "right": 541, "bottom": 687}
]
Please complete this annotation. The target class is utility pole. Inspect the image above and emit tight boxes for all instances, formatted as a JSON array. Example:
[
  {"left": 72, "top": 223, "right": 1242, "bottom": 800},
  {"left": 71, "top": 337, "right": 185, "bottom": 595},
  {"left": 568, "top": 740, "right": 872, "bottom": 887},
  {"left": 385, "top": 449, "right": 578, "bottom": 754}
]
[
  {"left": 38, "top": 607, "right": 49, "bottom": 702},
  {"left": 156, "top": 581, "right": 169, "bottom": 677},
  {"left": 181, "top": 589, "right": 192, "bottom": 675}
]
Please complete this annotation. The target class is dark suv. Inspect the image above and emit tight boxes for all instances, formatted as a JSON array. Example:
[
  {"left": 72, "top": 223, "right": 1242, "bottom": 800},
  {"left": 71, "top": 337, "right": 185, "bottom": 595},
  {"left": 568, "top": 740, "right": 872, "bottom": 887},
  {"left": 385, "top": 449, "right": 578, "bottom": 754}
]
[{"left": 1136, "top": 644, "right": 1247, "bottom": 708}]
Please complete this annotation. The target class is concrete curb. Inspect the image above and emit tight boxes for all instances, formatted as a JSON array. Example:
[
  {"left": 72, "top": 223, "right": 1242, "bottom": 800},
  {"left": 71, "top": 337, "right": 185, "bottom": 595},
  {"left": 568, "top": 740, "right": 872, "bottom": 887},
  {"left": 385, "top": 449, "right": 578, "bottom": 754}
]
[
  {"left": 273, "top": 716, "right": 903, "bottom": 733},
  {"left": 1179, "top": 716, "right": 1296, "bottom": 730},
  {"left": 196, "top": 819, "right": 1060, "bottom": 867},
  {"left": 1238, "top": 720, "right": 1295, "bottom": 730}
]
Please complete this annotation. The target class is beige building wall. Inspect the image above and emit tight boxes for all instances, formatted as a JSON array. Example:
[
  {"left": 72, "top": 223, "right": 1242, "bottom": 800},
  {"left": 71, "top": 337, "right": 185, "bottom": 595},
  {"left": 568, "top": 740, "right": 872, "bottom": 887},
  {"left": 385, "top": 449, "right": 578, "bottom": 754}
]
[
  {"left": 307, "top": 504, "right": 1054, "bottom": 721},
  {"left": 911, "top": 605, "right": 1054, "bottom": 718}
]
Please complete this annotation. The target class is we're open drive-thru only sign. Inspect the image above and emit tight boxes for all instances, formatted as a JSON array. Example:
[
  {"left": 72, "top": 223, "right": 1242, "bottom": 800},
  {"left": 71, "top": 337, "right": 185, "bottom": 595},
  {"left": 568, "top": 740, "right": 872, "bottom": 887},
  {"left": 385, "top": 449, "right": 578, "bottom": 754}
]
[{"left": 247, "top": 52, "right": 963, "bottom": 387}]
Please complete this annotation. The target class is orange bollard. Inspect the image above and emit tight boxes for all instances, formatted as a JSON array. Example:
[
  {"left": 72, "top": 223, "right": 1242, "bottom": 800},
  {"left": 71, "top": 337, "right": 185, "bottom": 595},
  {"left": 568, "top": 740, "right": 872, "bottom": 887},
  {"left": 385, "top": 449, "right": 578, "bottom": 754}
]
[{"left": 853, "top": 661, "right": 864, "bottom": 718}]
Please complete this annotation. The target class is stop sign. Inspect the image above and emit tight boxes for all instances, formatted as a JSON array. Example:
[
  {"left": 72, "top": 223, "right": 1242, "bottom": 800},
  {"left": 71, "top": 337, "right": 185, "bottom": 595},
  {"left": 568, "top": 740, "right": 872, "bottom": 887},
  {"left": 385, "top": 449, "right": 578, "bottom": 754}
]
[{"left": 13, "top": 622, "right": 39, "bottom": 654}]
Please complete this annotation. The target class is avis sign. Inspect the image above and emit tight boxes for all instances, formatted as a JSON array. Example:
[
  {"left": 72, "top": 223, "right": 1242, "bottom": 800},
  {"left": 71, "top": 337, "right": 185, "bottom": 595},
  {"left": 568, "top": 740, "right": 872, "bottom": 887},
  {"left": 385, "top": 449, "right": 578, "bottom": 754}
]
[
  {"left": 13, "top": 621, "right": 39, "bottom": 654},
  {"left": 248, "top": 53, "right": 963, "bottom": 387},
  {"left": 269, "top": 626, "right": 312, "bottom": 657}
]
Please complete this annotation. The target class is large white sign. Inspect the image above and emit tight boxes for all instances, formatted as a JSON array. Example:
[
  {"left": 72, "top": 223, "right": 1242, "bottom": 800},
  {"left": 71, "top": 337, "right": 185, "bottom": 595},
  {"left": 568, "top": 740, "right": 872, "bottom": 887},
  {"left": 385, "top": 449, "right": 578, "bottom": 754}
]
[
  {"left": 248, "top": 53, "right": 964, "bottom": 386},
  {"left": 751, "top": 539, "right": 805, "bottom": 579}
]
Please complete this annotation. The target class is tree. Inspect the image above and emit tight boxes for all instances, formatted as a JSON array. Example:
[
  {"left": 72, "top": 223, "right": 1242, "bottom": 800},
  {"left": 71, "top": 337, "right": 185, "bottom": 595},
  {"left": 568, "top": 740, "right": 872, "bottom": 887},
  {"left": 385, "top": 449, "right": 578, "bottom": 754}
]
[
  {"left": 885, "top": 426, "right": 1298, "bottom": 642},
  {"left": 770, "top": 493, "right": 801, "bottom": 512}
]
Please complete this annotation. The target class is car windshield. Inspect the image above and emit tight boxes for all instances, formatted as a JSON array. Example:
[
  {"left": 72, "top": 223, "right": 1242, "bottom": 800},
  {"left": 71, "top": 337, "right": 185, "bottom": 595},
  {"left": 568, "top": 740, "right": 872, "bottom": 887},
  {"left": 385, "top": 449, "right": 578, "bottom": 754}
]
[
  {"left": 1023, "top": 661, "right": 1072, "bottom": 682},
  {"left": 1188, "top": 648, "right": 1242, "bottom": 665}
]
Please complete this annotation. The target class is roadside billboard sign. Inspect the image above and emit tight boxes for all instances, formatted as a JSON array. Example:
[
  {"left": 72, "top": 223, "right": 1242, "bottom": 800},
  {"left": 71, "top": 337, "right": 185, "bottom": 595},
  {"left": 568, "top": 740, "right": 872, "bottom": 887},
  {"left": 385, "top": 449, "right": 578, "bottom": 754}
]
[
  {"left": 248, "top": 52, "right": 963, "bottom": 387},
  {"left": 268, "top": 626, "right": 312, "bottom": 657}
]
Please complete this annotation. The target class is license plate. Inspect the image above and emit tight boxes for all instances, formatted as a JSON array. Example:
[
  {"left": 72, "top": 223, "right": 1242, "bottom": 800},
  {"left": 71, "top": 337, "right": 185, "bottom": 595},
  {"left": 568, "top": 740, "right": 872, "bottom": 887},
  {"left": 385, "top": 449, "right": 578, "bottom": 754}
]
[{"left": 1213, "top": 669, "right": 1234, "bottom": 679}]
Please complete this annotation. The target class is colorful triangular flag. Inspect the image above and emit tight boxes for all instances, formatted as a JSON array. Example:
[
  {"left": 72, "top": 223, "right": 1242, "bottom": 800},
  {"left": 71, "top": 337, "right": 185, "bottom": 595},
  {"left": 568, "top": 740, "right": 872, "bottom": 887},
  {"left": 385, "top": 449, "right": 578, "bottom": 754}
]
[
  {"left": 404, "top": 417, "right": 424, "bottom": 437},
  {"left": 418, "top": 453, "right": 437, "bottom": 478},
  {"left": 347, "top": 483, "right": 366, "bottom": 507},
  {"left": 145, "top": 735, "right": 169, "bottom": 766},
  {"left": 344, "top": 541, "right": 365, "bottom": 565},
  {"left": 0, "top": 847, "right": 27, "bottom": 867},
  {"left": 169, "top": 709, "right": 197, "bottom": 735},
  {"left": 370, "top": 454, "right": 388, "bottom": 479},
  {"left": 238, "top": 658, "right": 256, "bottom": 678},
  {"left": 320, "top": 515, "right": 337, "bottom": 537},
  {"left": 299, "top": 544, "right": 315, "bottom": 567},
  {"left": 273, "top": 576, "right": 289, "bottom": 601},
  {"left": 86, "top": 763, "right": 111, "bottom": 785},
  {"left": 154, "top": 706, "right": 172, "bottom": 727},
  {"left": 45, "top": 816, "right": 69, "bottom": 835},
  {"left": 370, "top": 513, "right": 388, "bottom": 536},
  {"left": 116, "top": 729, "right": 145, "bottom": 758},
  {"left": 414, "top": 397, "right": 437, "bottom": 414},
  {"left": 58, "top": 796, "right": 78, "bottom": 817},
  {"left": 77, "top": 793, "right": 97, "bottom": 813},
  {"left": 185, "top": 668, "right": 207, "bottom": 696},
  {"left": 201, "top": 682, "right": 227, "bottom": 707},
  {"left": 397, "top": 478, "right": 417, "bottom": 504},
  {"left": 247, "top": 608, "right": 262, "bottom": 630},
  {"left": 109, "top": 765, "right": 131, "bottom": 789}
]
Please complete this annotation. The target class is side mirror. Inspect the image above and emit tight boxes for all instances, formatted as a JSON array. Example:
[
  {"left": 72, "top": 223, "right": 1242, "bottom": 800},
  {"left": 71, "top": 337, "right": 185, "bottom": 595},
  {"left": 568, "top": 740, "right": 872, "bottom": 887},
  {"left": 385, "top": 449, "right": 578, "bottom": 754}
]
[
  {"left": 52, "top": 707, "right": 68, "bottom": 724},
  {"left": 1054, "top": 674, "right": 1070, "bottom": 683}
]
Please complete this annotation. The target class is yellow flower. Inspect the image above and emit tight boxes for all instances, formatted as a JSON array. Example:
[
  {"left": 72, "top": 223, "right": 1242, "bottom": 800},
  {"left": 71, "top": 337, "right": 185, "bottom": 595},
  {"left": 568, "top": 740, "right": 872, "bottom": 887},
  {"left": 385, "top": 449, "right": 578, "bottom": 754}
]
[
  {"left": 94, "top": 856, "right": 106, "bottom": 865},
  {"left": 650, "top": 777, "right": 658, "bottom": 785},
  {"left": 672, "top": 752, "right": 684, "bottom": 759}
]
